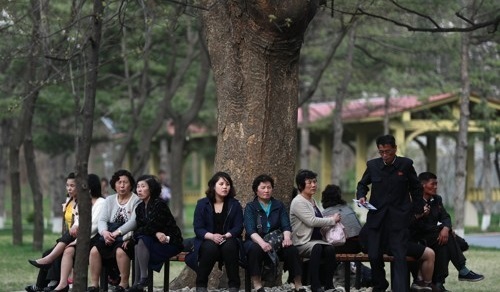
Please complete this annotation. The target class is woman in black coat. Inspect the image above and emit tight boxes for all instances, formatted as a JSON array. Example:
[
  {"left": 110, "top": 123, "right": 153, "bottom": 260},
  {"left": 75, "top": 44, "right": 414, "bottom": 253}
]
[{"left": 129, "top": 175, "right": 183, "bottom": 291}]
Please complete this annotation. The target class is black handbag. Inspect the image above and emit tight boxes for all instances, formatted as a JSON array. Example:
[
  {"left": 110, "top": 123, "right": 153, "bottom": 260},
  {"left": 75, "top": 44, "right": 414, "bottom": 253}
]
[
  {"left": 256, "top": 202, "right": 283, "bottom": 280},
  {"left": 99, "top": 221, "right": 124, "bottom": 242}
]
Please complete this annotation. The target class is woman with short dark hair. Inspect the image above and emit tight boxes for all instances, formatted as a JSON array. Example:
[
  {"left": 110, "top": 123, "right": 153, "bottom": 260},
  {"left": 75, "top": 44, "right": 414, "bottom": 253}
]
[
  {"left": 321, "top": 184, "right": 362, "bottom": 254},
  {"left": 87, "top": 169, "right": 140, "bottom": 292},
  {"left": 186, "top": 171, "right": 243, "bottom": 292},
  {"left": 128, "top": 175, "right": 183, "bottom": 291},
  {"left": 290, "top": 169, "right": 341, "bottom": 292},
  {"left": 244, "top": 174, "right": 306, "bottom": 292}
]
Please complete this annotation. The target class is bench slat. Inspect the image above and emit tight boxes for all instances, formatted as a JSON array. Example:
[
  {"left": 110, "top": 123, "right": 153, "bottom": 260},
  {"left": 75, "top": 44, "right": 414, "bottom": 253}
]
[{"left": 158, "top": 252, "right": 415, "bottom": 292}]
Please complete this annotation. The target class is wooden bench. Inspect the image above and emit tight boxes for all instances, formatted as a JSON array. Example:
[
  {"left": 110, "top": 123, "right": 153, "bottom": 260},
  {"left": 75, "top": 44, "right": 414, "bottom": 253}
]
[
  {"left": 99, "top": 252, "right": 187, "bottom": 292},
  {"left": 335, "top": 253, "right": 417, "bottom": 292},
  {"left": 101, "top": 251, "right": 415, "bottom": 291}
]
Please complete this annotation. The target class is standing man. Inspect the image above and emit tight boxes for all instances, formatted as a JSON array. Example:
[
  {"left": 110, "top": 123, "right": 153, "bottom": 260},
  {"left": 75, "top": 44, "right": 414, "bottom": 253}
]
[
  {"left": 411, "top": 171, "right": 484, "bottom": 292},
  {"left": 356, "top": 134, "right": 422, "bottom": 292}
]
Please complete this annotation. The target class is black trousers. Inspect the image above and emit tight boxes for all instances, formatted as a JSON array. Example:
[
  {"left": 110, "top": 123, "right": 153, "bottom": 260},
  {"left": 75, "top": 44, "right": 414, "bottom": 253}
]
[
  {"left": 421, "top": 229, "right": 467, "bottom": 283},
  {"left": 366, "top": 225, "right": 409, "bottom": 292},
  {"left": 196, "top": 238, "right": 240, "bottom": 289},
  {"left": 308, "top": 244, "right": 336, "bottom": 291},
  {"left": 246, "top": 242, "right": 302, "bottom": 278}
]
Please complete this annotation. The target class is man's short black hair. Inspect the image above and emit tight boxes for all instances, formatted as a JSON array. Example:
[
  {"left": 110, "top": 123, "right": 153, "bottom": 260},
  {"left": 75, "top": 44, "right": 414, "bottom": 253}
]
[
  {"left": 376, "top": 135, "right": 396, "bottom": 147},
  {"left": 418, "top": 171, "right": 437, "bottom": 183}
]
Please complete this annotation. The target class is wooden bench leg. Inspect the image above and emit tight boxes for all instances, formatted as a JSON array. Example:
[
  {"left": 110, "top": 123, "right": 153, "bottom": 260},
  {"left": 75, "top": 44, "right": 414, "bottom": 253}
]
[
  {"left": 245, "top": 267, "right": 251, "bottom": 292},
  {"left": 147, "top": 267, "right": 153, "bottom": 292},
  {"left": 343, "top": 262, "right": 351, "bottom": 292},
  {"left": 164, "top": 260, "right": 170, "bottom": 292},
  {"left": 100, "top": 266, "right": 108, "bottom": 291},
  {"left": 354, "top": 262, "right": 362, "bottom": 289}
]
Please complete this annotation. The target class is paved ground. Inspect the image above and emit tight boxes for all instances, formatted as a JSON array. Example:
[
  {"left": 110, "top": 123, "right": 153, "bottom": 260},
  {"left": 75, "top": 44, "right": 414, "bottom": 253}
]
[{"left": 464, "top": 232, "right": 500, "bottom": 249}]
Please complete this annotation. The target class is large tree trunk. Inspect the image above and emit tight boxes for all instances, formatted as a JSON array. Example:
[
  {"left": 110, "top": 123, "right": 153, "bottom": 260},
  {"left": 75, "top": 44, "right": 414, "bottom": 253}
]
[
  {"left": 173, "top": 0, "right": 319, "bottom": 288},
  {"left": 453, "top": 29, "right": 471, "bottom": 237},
  {"left": 72, "top": 0, "right": 102, "bottom": 290},
  {"left": 203, "top": 0, "right": 319, "bottom": 205}
]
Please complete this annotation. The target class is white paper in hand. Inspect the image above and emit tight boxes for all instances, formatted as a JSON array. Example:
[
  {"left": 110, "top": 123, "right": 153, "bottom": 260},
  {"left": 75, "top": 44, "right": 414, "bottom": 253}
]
[{"left": 353, "top": 199, "right": 377, "bottom": 210}]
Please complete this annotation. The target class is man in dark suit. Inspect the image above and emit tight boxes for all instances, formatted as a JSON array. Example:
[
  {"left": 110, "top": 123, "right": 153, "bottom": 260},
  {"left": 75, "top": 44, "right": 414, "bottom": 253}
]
[
  {"left": 411, "top": 171, "right": 484, "bottom": 292},
  {"left": 356, "top": 134, "right": 422, "bottom": 292}
]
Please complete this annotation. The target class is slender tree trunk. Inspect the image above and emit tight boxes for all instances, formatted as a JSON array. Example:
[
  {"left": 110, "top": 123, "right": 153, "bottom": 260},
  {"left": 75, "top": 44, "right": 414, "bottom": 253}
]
[
  {"left": 9, "top": 0, "right": 48, "bottom": 246},
  {"left": 26, "top": 0, "right": 50, "bottom": 251},
  {"left": 168, "top": 45, "right": 210, "bottom": 231},
  {"left": 300, "top": 103, "right": 310, "bottom": 169},
  {"left": 0, "top": 120, "right": 10, "bottom": 229},
  {"left": 73, "top": 0, "right": 102, "bottom": 290},
  {"left": 332, "top": 25, "right": 356, "bottom": 185},
  {"left": 453, "top": 29, "right": 471, "bottom": 237},
  {"left": 25, "top": 130, "right": 44, "bottom": 250},
  {"left": 480, "top": 131, "right": 492, "bottom": 231}
]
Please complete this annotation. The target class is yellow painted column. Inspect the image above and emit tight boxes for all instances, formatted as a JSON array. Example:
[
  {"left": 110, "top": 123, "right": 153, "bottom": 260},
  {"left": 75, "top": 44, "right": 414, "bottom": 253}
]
[
  {"left": 355, "top": 134, "right": 367, "bottom": 182},
  {"left": 393, "top": 125, "right": 406, "bottom": 156}
]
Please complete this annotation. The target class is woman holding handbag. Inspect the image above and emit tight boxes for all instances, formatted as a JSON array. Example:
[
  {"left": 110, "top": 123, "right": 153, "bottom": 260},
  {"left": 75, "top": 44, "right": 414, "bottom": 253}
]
[
  {"left": 243, "top": 174, "right": 306, "bottom": 292},
  {"left": 321, "top": 184, "right": 363, "bottom": 253},
  {"left": 290, "top": 169, "right": 341, "bottom": 292}
]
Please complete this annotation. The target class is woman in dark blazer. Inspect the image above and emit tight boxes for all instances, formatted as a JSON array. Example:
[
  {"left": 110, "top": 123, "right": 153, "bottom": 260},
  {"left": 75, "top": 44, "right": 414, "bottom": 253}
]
[
  {"left": 129, "top": 175, "right": 183, "bottom": 291},
  {"left": 186, "top": 171, "right": 243, "bottom": 292}
]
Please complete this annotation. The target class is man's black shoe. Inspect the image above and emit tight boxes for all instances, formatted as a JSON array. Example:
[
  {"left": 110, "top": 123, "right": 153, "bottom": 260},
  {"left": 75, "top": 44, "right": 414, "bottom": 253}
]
[
  {"left": 432, "top": 282, "right": 451, "bottom": 292},
  {"left": 458, "top": 270, "right": 484, "bottom": 282}
]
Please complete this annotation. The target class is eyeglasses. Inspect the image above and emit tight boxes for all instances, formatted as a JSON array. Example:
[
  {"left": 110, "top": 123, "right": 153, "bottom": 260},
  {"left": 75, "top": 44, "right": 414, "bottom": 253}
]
[{"left": 378, "top": 149, "right": 395, "bottom": 155}]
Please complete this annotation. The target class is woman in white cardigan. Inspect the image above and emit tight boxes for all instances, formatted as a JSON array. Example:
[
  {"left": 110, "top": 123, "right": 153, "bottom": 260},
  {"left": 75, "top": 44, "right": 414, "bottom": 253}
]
[
  {"left": 290, "top": 169, "right": 341, "bottom": 292},
  {"left": 50, "top": 174, "right": 106, "bottom": 292}
]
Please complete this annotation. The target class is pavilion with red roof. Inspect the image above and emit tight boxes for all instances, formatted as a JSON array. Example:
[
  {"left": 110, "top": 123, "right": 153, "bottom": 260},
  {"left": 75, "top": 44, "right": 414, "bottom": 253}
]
[{"left": 297, "top": 92, "right": 500, "bottom": 202}]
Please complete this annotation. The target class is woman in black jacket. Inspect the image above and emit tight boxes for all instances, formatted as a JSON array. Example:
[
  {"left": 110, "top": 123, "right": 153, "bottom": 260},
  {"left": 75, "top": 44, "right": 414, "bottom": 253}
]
[{"left": 129, "top": 175, "right": 183, "bottom": 292}]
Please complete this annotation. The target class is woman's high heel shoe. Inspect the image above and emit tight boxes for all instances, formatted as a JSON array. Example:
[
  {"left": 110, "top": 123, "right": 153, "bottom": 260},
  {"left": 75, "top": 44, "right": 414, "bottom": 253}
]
[
  {"left": 50, "top": 286, "right": 69, "bottom": 292},
  {"left": 28, "top": 259, "right": 52, "bottom": 270}
]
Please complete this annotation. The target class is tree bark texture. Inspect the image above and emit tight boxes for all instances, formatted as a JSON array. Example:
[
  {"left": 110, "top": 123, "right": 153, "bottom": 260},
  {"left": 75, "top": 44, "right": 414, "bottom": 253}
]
[
  {"left": 332, "top": 25, "right": 356, "bottom": 185},
  {"left": 26, "top": 0, "right": 50, "bottom": 251},
  {"left": 73, "top": 0, "right": 103, "bottom": 290},
  {"left": 168, "top": 46, "right": 210, "bottom": 230},
  {"left": 202, "top": 0, "right": 320, "bottom": 205},
  {"left": 453, "top": 29, "right": 471, "bottom": 236},
  {"left": 9, "top": 0, "right": 48, "bottom": 246},
  {"left": 0, "top": 120, "right": 11, "bottom": 228}
]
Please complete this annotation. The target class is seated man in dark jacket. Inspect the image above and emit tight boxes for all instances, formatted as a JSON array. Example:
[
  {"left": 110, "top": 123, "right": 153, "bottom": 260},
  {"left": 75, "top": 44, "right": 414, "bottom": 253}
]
[{"left": 410, "top": 171, "right": 484, "bottom": 292}]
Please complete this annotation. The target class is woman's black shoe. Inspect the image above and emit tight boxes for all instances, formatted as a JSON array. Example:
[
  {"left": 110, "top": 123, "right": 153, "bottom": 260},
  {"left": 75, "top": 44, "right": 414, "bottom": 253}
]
[
  {"left": 50, "top": 286, "right": 69, "bottom": 292},
  {"left": 25, "top": 284, "right": 42, "bottom": 292},
  {"left": 129, "top": 277, "right": 149, "bottom": 292},
  {"left": 28, "top": 259, "right": 52, "bottom": 270},
  {"left": 128, "top": 283, "right": 145, "bottom": 292}
]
